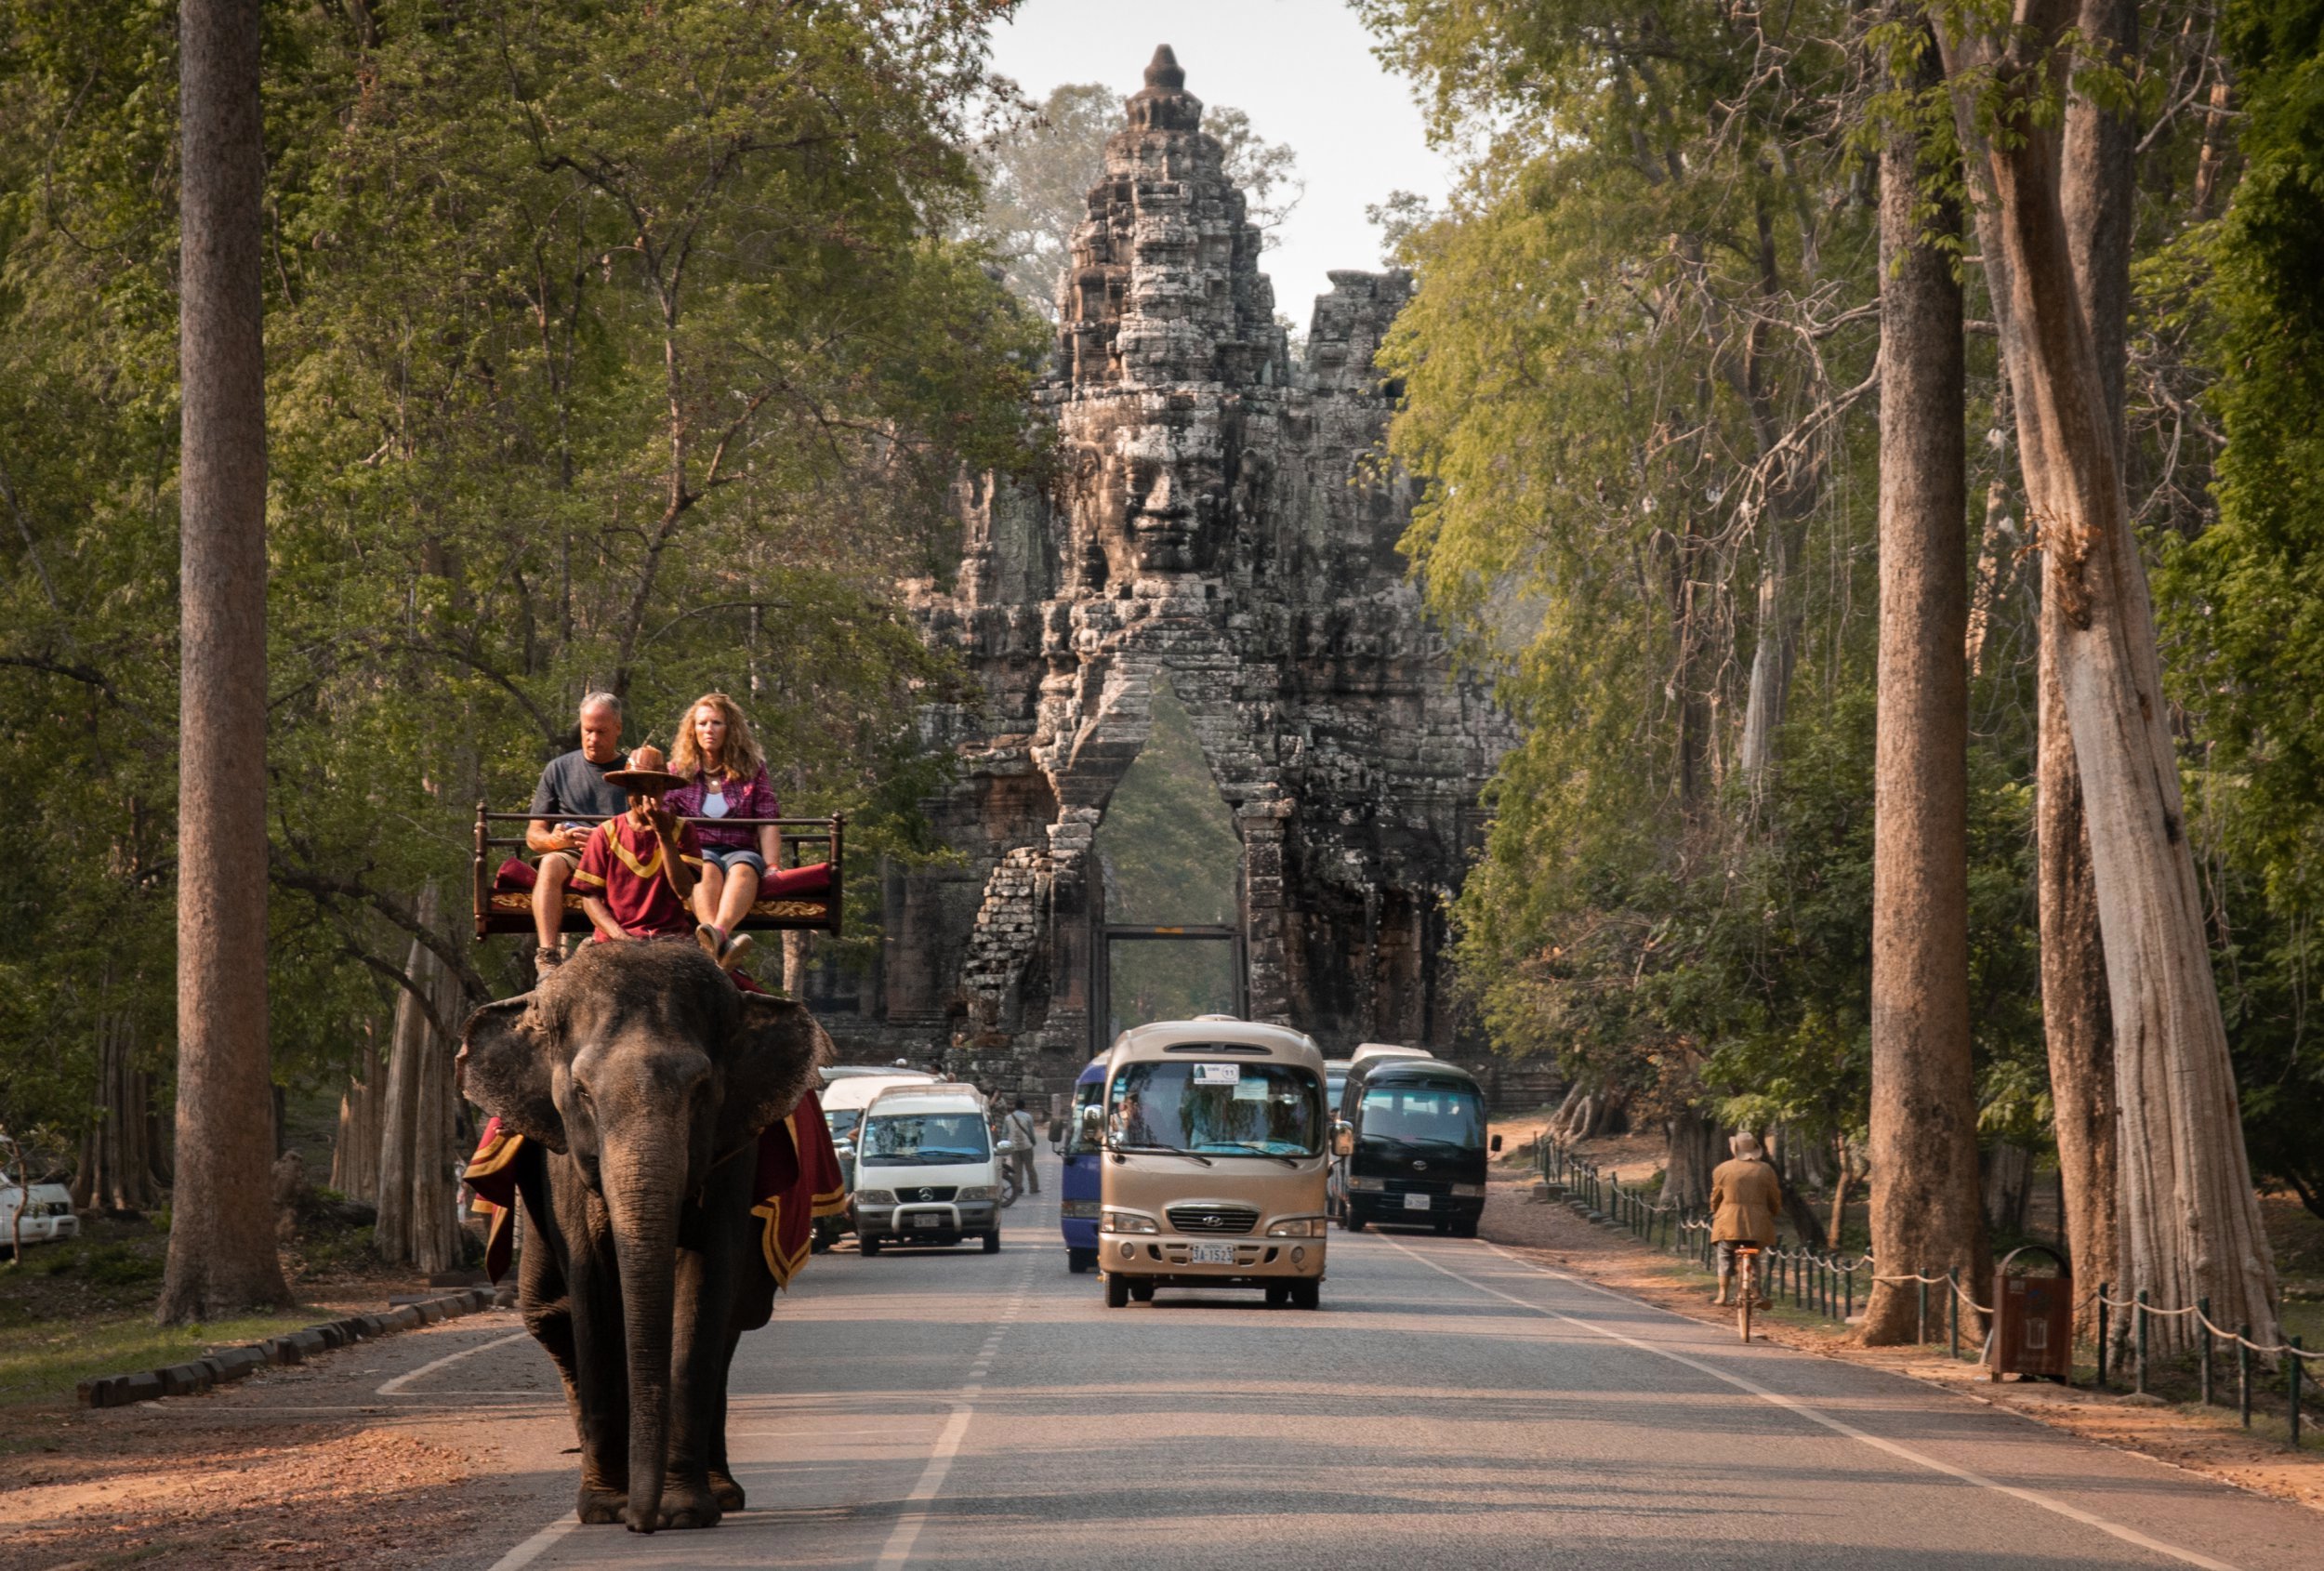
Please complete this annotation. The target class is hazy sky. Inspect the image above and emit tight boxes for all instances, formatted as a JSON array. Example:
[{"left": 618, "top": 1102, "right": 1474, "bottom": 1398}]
[{"left": 986, "top": 0, "right": 1453, "bottom": 327}]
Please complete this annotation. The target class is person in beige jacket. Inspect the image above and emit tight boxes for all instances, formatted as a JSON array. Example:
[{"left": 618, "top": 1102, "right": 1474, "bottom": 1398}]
[{"left": 1709, "top": 1131, "right": 1782, "bottom": 1308}]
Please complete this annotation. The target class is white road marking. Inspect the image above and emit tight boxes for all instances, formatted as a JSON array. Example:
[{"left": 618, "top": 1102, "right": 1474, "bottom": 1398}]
[
  {"left": 873, "top": 1273, "right": 1036, "bottom": 1569},
  {"left": 376, "top": 1330, "right": 534, "bottom": 1395},
  {"left": 1380, "top": 1234, "right": 2243, "bottom": 1571},
  {"left": 482, "top": 1517, "right": 576, "bottom": 1571}
]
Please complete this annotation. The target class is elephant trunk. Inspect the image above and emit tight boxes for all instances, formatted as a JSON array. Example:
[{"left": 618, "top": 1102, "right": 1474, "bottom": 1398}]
[{"left": 605, "top": 1141, "right": 685, "bottom": 1532}]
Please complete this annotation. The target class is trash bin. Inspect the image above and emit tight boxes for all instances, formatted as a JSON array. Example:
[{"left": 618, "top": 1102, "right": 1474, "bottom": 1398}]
[{"left": 1991, "top": 1244, "right": 2073, "bottom": 1380}]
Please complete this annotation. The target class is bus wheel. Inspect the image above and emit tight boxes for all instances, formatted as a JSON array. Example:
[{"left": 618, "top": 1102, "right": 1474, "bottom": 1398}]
[
  {"left": 1104, "top": 1273, "right": 1129, "bottom": 1308},
  {"left": 1290, "top": 1280, "right": 1321, "bottom": 1311},
  {"left": 1068, "top": 1248, "right": 1096, "bottom": 1274},
  {"left": 983, "top": 1232, "right": 1001, "bottom": 1254},
  {"left": 1452, "top": 1218, "right": 1479, "bottom": 1239},
  {"left": 1264, "top": 1284, "right": 1290, "bottom": 1308},
  {"left": 1342, "top": 1206, "right": 1367, "bottom": 1233},
  {"left": 1129, "top": 1280, "right": 1155, "bottom": 1303},
  {"left": 860, "top": 1234, "right": 882, "bottom": 1257}
]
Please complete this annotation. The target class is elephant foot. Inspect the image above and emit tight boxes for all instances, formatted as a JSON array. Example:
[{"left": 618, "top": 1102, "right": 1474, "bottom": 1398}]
[
  {"left": 654, "top": 1479, "right": 724, "bottom": 1531},
  {"left": 708, "top": 1468, "right": 746, "bottom": 1512},
  {"left": 574, "top": 1484, "right": 627, "bottom": 1525}
]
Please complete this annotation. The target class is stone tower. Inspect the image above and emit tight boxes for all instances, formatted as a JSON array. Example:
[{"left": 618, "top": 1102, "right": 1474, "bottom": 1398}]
[{"left": 827, "top": 47, "right": 1511, "bottom": 1089}]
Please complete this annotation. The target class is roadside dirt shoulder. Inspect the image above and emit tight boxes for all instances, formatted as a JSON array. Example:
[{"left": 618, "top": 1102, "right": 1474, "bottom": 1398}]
[
  {"left": 0, "top": 1307, "right": 550, "bottom": 1571},
  {"left": 1478, "top": 1168, "right": 2324, "bottom": 1515}
]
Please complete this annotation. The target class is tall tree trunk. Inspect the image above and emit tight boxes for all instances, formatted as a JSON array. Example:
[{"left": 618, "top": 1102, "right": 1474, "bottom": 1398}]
[
  {"left": 1662, "top": 1105, "right": 1723, "bottom": 1211},
  {"left": 331, "top": 1021, "right": 382, "bottom": 1205},
  {"left": 158, "top": 0, "right": 289, "bottom": 1321},
  {"left": 2040, "top": 0, "right": 2135, "bottom": 1342},
  {"left": 374, "top": 887, "right": 437, "bottom": 1263},
  {"left": 1943, "top": 0, "right": 2282, "bottom": 1350},
  {"left": 1864, "top": 42, "right": 1988, "bottom": 1343},
  {"left": 76, "top": 1008, "right": 160, "bottom": 1213}
]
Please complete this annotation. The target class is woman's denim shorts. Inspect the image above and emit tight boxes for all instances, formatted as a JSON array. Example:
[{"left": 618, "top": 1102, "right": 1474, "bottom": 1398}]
[{"left": 700, "top": 846, "right": 767, "bottom": 876}]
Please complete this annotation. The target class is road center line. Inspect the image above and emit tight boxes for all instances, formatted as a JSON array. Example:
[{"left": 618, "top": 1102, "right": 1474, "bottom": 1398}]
[
  {"left": 874, "top": 1274, "right": 1035, "bottom": 1569},
  {"left": 1377, "top": 1234, "right": 2240, "bottom": 1571},
  {"left": 376, "top": 1330, "right": 534, "bottom": 1395}
]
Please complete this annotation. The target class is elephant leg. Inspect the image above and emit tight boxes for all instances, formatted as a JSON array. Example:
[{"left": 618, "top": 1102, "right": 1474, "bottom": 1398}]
[
  {"left": 656, "top": 1237, "right": 730, "bottom": 1530},
  {"left": 709, "top": 1249, "right": 776, "bottom": 1511},
  {"left": 561, "top": 1184, "right": 633, "bottom": 1525},
  {"left": 516, "top": 1151, "right": 625, "bottom": 1523}
]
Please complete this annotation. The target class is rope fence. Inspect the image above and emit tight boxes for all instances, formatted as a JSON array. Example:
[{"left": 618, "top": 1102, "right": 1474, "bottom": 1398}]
[{"left": 1531, "top": 1136, "right": 2316, "bottom": 1449}]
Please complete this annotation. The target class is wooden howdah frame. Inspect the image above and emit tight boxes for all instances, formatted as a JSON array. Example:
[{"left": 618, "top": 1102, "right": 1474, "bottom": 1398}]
[{"left": 471, "top": 802, "right": 844, "bottom": 940}]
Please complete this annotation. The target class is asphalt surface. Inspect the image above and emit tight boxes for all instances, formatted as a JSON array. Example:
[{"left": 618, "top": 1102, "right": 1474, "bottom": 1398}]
[{"left": 384, "top": 1156, "right": 2323, "bottom": 1571}]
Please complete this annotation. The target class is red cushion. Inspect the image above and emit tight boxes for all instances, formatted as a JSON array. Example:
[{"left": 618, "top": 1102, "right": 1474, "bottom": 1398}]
[
  {"left": 494, "top": 857, "right": 537, "bottom": 893},
  {"left": 761, "top": 861, "right": 832, "bottom": 897}
]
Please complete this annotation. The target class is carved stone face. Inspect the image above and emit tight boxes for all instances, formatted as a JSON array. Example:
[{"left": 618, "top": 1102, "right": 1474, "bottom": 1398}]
[{"left": 1084, "top": 423, "right": 1230, "bottom": 582}]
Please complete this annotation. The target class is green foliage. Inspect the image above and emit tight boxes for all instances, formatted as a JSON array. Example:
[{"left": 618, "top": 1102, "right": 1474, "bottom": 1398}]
[
  {"left": 1094, "top": 681, "right": 1244, "bottom": 1030},
  {"left": 0, "top": 2, "right": 1045, "bottom": 1147},
  {"left": 2156, "top": 0, "right": 2324, "bottom": 1212}
]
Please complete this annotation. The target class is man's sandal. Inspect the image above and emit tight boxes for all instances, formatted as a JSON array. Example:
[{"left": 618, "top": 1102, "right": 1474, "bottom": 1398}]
[{"left": 719, "top": 931, "right": 757, "bottom": 971}]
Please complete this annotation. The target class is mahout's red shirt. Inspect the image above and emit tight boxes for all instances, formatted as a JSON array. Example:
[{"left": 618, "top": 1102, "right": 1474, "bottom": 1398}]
[{"left": 571, "top": 813, "right": 704, "bottom": 939}]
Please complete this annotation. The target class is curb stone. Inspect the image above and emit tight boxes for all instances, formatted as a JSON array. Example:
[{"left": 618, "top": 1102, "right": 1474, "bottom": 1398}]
[{"left": 74, "top": 1287, "right": 495, "bottom": 1409}]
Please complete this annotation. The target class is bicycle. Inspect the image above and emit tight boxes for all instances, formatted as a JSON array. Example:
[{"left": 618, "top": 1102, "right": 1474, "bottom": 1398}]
[
  {"left": 1734, "top": 1244, "right": 1763, "bottom": 1342},
  {"left": 998, "top": 1163, "right": 1020, "bottom": 1208}
]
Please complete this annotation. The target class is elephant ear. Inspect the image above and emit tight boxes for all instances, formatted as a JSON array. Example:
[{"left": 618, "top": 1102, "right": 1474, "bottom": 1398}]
[
  {"left": 718, "top": 994, "right": 830, "bottom": 1155},
  {"left": 461, "top": 997, "right": 567, "bottom": 1154}
]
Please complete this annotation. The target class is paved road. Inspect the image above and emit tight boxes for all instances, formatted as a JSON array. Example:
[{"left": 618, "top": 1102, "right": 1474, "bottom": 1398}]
[{"left": 397, "top": 1161, "right": 2321, "bottom": 1571}]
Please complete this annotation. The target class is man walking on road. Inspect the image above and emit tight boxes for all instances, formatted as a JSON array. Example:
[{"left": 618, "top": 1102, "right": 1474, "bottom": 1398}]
[
  {"left": 1710, "top": 1131, "right": 1780, "bottom": 1308},
  {"left": 1004, "top": 1099, "right": 1039, "bottom": 1195}
]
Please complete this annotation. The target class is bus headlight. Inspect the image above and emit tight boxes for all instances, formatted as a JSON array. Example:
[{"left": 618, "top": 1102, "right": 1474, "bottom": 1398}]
[
  {"left": 1061, "top": 1200, "right": 1101, "bottom": 1220},
  {"left": 1450, "top": 1183, "right": 1486, "bottom": 1197},
  {"left": 1102, "top": 1209, "right": 1159, "bottom": 1234},
  {"left": 955, "top": 1186, "right": 999, "bottom": 1202},
  {"left": 1346, "top": 1175, "right": 1385, "bottom": 1193},
  {"left": 855, "top": 1190, "right": 897, "bottom": 1206},
  {"left": 1265, "top": 1217, "right": 1327, "bottom": 1237}
]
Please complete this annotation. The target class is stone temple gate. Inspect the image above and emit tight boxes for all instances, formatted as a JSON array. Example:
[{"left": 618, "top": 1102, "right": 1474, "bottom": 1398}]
[{"left": 816, "top": 48, "right": 1512, "bottom": 1092}]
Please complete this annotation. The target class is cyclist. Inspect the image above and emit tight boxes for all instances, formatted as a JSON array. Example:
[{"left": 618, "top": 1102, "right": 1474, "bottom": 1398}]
[{"left": 1709, "top": 1131, "right": 1781, "bottom": 1309}]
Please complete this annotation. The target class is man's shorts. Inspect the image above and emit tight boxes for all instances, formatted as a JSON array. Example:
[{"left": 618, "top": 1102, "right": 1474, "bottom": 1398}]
[
  {"left": 701, "top": 846, "right": 768, "bottom": 876},
  {"left": 1715, "top": 1240, "right": 1766, "bottom": 1273}
]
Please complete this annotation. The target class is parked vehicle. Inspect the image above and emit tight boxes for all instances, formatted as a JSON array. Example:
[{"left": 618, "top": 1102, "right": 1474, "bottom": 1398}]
[
  {"left": 1347, "top": 1042, "right": 1434, "bottom": 1072},
  {"left": 1330, "top": 1058, "right": 1499, "bottom": 1236},
  {"left": 1323, "top": 1057, "right": 1354, "bottom": 1119},
  {"left": 815, "top": 1071, "right": 938, "bottom": 1248},
  {"left": 852, "top": 1083, "right": 1003, "bottom": 1255},
  {"left": 0, "top": 1183, "right": 80, "bottom": 1254},
  {"left": 1095, "top": 1018, "right": 1328, "bottom": 1310},
  {"left": 1056, "top": 1056, "right": 1106, "bottom": 1273}
]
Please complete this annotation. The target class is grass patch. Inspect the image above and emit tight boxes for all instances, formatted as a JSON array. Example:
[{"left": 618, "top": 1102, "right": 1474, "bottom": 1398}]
[{"left": 0, "top": 1303, "right": 330, "bottom": 1412}]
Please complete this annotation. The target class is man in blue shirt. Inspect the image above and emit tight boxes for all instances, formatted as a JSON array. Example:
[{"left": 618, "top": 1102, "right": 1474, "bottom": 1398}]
[{"left": 523, "top": 692, "right": 629, "bottom": 969}]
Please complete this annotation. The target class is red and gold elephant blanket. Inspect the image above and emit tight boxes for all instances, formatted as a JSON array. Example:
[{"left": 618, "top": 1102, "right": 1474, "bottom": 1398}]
[{"left": 463, "top": 1087, "right": 844, "bottom": 1292}]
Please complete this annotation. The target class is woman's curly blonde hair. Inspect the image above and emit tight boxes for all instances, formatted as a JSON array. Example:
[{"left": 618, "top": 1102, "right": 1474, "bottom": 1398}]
[{"left": 668, "top": 692, "right": 766, "bottom": 785}]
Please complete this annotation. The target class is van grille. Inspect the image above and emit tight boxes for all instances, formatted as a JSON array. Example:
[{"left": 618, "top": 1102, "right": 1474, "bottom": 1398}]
[
  {"left": 895, "top": 1186, "right": 957, "bottom": 1204},
  {"left": 1168, "top": 1204, "right": 1259, "bottom": 1235}
]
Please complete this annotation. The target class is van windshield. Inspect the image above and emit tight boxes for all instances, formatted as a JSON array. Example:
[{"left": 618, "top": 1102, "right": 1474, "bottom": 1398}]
[
  {"left": 861, "top": 1112, "right": 990, "bottom": 1166},
  {"left": 1109, "top": 1060, "right": 1322, "bottom": 1157},
  {"left": 827, "top": 1109, "right": 863, "bottom": 1142},
  {"left": 1358, "top": 1083, "right": 1485, "bottom": 1148}
]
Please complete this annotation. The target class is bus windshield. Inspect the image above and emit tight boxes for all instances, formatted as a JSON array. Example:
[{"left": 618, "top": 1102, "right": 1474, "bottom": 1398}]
[
  {"left": 1358, "top": 1083, "right": 1486, "bottom": 1148},
  {"left": 1063, "top": 1077, "right": 1106, "bottom": 1156},
  {"left": 1108, "top": 1059, "right": 1322, "bottom": 1157},
  {"left": 860, "top": 1112, "right": 991, "bottom": 1166}
]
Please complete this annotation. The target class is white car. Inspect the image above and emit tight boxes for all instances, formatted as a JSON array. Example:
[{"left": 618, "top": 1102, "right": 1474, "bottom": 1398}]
[
  {"left": 0, "top": 1183, "right": 79, "bottom": 1252},
  {"left": 852, "top": 1084, "right": 1003, "bottom": 1256}
]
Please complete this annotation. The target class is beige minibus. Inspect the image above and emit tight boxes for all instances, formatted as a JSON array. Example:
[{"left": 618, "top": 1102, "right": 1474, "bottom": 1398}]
[{"left": 1092, "top": 1018, "right": 1329, "bottom": 1310}]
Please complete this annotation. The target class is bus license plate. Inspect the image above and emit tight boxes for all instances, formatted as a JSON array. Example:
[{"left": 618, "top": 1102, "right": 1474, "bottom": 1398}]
[
  {"left": 1189, "top": 1242, "right": 1235, "bottom": 1265},
  {"left": 911, "top": 1213, "right": 943, "bottom": 1229},
  {"left": 1403, "top": 1193, "right": 1432, "bottom": 1211}
]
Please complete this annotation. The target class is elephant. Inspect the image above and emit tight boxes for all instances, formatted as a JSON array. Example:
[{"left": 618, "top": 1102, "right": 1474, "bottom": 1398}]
[{"left": 459, "top": 939, "right": 828, "bottom": 1532}]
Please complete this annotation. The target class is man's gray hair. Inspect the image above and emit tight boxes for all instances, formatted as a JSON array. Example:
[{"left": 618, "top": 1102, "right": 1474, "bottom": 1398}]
[
  {"left": 1729, "top": 1130, "right": 1763, "bottom": 1158},
  {"left": 578, "top": 690, "right": 622, "bottom": 718}
]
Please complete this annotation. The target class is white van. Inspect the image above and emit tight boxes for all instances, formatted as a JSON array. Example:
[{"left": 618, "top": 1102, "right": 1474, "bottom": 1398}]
[
  {"left": 852, "top": 1083, "right": 1004, "bottom": 1255},
  {"left": 0, "top": 1184, "right": 79, "bottom": 1253},
  {"left": 815, "top": 1072, "right": 938, "bottom": 1247}
]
